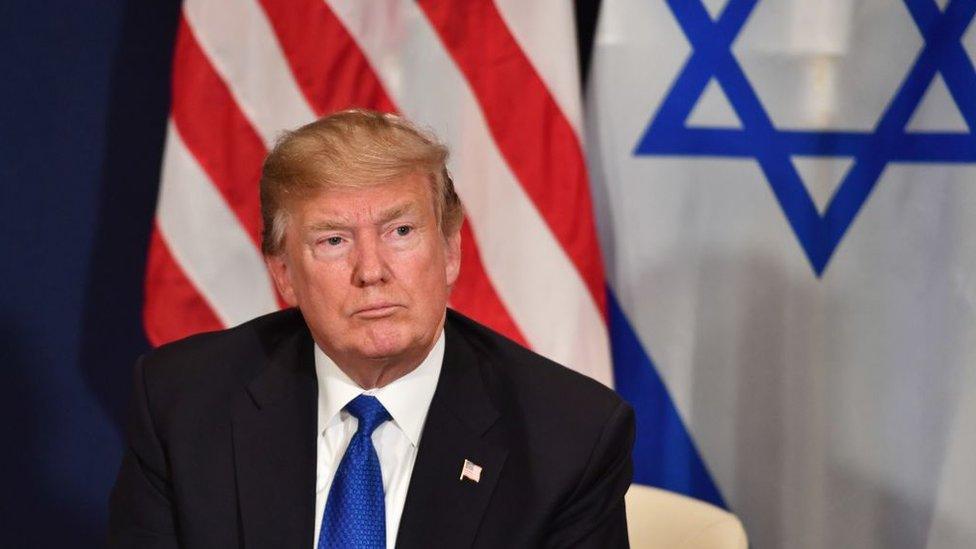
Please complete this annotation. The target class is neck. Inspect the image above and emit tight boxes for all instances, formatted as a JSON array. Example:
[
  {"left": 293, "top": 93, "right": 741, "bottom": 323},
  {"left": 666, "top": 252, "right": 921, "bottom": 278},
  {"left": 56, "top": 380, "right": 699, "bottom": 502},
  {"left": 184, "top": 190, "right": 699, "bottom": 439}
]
[{"left": 338, "top": 355, "right": 423, "bottom": 389}]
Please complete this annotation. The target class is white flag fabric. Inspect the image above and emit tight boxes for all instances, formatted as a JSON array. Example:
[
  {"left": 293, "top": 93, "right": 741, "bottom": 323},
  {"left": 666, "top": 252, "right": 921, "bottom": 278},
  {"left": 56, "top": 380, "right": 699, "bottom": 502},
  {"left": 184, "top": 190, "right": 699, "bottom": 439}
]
[{"left": 587, "top": 0, "right": 976, "bottom": 547}]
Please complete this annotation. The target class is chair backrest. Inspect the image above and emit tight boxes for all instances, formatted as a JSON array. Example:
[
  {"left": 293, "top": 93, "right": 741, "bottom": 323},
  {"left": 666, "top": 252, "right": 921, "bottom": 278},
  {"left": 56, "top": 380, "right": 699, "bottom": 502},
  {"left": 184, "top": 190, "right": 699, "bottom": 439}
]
[{"left": 625, "top": 485, "right": 748, "bottom": 549}]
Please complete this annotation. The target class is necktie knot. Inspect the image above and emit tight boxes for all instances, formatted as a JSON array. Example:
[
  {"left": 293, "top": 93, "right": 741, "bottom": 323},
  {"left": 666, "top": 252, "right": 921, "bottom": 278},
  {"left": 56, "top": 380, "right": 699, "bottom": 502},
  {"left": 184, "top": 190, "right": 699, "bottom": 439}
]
[{"left": 345, "top": 394, "right": 391, "bottom": 437}]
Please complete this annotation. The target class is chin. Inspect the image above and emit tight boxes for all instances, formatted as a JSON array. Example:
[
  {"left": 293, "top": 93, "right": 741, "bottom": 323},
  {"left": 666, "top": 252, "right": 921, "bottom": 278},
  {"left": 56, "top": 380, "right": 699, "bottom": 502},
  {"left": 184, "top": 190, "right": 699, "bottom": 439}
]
[
  {"left": 356, "top": 327, "right": 413, "bottom": 360},
  {"left": 357, "top": 347, "right": 407, "bottom": 362}
]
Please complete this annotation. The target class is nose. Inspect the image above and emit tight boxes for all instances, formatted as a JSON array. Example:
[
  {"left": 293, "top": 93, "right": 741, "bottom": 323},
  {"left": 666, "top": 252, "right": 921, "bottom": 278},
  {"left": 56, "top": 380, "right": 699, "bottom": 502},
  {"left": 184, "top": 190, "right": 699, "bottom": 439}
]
[{"left": 351, "top": 234, "right": 390, "bottom": 287}]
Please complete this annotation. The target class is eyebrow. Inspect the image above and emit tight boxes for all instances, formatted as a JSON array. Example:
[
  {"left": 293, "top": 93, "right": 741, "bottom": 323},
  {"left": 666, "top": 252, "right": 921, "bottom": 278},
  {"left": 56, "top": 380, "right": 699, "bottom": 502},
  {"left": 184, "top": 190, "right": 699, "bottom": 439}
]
[
  {"left": 376, "top": 204, "right": 413, "bottom": 225},
  {"left": 305, "top": 203, "right": 416, "bottom": 233}
]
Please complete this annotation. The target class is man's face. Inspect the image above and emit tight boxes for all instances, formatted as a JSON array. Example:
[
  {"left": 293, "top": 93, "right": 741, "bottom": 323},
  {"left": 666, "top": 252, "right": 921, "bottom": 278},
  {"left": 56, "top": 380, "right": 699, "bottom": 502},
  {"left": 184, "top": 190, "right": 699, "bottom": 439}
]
[{"left": 266, "top": 173, "right": 461, "bottom": 373}]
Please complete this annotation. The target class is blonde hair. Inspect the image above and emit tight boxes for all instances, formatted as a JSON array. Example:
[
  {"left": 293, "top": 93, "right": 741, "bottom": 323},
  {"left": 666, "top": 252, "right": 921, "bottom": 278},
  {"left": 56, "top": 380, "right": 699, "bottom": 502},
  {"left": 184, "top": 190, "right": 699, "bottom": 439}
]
[{"left": 260, "top": 109, "right": 463, "bottom": 255}]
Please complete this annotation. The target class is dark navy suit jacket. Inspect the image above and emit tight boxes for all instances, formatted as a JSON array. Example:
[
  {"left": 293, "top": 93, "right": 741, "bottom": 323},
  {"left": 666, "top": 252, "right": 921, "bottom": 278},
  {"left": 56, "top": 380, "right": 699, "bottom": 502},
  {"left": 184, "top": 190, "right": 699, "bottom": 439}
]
[{"left": 109, "top": 308, "right": 634, "bottom": 548}]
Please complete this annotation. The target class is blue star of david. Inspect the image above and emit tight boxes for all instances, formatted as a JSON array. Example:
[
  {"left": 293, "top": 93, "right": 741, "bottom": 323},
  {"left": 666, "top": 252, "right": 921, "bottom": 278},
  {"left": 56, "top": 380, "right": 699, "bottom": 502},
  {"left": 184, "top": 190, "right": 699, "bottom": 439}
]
[{"left": 635, "top": 0, "right": 976, "bottom": 275}]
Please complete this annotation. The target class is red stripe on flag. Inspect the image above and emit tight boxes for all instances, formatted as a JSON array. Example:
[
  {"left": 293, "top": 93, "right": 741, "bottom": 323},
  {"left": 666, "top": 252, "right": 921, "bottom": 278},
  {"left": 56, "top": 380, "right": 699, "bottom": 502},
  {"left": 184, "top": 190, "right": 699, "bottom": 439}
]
[
  {"left": 256, "top": 0, "right": 396, "bottom": 115},
  {"left": 451, "top": 221, "right": 528, "bottom": 346},
  {"left": 144, "top": 227, "right": 224, "bottom": 346},
  {"left": 417, "top": 0, "right": 607, "bottom": 317},
  {"left": 170, "top": 17, "right": 266, "bottom": 245}
]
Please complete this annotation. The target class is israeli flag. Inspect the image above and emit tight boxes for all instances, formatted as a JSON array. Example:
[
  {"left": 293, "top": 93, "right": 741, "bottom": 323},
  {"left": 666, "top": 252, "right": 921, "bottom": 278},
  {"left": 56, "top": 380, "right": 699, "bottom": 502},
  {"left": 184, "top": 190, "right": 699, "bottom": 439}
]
[{"left": 587, "top": 0, "right": 976, "bottom": 547}]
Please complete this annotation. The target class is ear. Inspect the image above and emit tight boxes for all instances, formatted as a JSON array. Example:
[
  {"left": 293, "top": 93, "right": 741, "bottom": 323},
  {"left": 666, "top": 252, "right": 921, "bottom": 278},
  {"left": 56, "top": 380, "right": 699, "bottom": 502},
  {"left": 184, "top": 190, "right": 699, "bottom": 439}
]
[
  {"left": 265, "top": 253, "right": 299, "bottom": 307},
  {"left": 444, "top": 228, "right": 462, "bottom": 287}
]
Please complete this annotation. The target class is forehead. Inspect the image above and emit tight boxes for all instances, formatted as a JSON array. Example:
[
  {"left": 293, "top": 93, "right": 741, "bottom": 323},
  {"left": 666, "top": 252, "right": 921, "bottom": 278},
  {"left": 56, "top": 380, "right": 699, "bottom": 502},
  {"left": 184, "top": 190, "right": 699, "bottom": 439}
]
[{"left": 292, "top": 173, "right": 435, "bottom": 224}]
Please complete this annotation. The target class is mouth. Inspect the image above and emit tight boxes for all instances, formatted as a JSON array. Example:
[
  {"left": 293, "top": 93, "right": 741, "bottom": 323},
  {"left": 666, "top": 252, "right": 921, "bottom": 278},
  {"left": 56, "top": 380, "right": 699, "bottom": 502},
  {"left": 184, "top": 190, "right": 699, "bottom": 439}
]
[{"left": 352, "top": 303, "right": 403, "bottom": 319}]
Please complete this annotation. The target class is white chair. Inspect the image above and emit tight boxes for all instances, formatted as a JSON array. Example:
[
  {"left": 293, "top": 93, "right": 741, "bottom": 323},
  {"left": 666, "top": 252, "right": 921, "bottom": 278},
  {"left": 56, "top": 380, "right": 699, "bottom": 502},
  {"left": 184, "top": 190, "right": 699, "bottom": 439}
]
[{"left": 625, "top": 484, "right": 748, "bottom": 548}]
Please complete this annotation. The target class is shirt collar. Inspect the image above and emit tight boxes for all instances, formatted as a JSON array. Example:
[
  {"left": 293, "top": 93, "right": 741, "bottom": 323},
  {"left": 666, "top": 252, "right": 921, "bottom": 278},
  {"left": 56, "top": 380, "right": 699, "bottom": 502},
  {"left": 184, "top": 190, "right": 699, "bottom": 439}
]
[{"left": 314, "top": 329, "right": 445, "bottom": 447}]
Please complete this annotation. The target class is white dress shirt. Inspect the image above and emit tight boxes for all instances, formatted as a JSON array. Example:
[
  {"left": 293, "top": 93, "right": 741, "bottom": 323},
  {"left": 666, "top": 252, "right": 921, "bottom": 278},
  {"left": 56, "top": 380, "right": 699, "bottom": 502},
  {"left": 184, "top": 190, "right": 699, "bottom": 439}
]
[{"left": 312, "top": 330, "right": 444, "bottom": 549}]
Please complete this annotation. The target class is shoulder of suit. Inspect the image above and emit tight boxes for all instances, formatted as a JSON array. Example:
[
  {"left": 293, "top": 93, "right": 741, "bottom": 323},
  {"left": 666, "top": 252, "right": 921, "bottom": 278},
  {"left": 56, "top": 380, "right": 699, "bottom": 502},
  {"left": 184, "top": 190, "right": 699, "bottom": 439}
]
[
  {"left": 446, "top": 309, "right": 625, "bottom": 418},
  {"left": 139, "top": 308, "right": 306, "bottom": 389}
]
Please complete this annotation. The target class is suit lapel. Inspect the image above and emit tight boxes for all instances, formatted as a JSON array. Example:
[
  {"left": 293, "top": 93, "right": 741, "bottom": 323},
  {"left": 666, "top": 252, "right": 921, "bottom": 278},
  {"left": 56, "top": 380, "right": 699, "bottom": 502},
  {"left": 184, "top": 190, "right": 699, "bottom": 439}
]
[
  {"left": 395, "top": 316, "right": 508, "bottom": 549},
  {"left": 233, "top": 328, "right": 317, "bottom": 549}
]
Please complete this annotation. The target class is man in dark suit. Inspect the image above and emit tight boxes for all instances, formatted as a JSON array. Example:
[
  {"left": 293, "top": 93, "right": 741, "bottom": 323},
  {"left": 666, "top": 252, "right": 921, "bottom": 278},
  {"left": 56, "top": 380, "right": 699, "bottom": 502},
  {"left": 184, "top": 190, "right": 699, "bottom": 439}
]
[{"left": 110, "top": 109, "right": 634, "bottom": 548}]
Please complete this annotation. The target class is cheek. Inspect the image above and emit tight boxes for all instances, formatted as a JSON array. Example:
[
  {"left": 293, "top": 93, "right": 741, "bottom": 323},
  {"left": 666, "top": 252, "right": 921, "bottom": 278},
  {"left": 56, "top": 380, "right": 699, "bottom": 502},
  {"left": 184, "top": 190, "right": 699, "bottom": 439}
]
[
  {"left": 295, "top": 261, "right": 348, "bottom": 303},
  {"left": 412, "top": 251, "right": 452, "bottom": 296}
]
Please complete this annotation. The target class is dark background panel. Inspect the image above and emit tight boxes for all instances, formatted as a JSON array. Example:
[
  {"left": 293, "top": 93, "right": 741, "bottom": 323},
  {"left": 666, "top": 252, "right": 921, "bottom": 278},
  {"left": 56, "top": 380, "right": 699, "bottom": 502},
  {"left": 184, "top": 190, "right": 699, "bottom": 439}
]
[
  {"left": 0, "top": 0, "right": 180, "bottom": 544},
  {"left": 576, "top": 0, "right": 603, "bottom": 85}
]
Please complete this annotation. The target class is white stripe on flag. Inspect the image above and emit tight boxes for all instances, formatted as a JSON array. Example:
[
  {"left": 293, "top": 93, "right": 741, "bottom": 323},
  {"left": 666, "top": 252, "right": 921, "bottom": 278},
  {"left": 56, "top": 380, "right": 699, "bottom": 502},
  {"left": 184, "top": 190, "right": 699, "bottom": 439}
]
[
  {"left": 327, "top": 0, "right": 612, "bottom": 386},
  {"left": 182, "top": 0, "right": 316, "bottom": 147},
  {"left": 157, "top": 121, "right": 279, "bottom": 326},
  {"left": 492, "top": 0, "right": 585, "bottom": 138}
]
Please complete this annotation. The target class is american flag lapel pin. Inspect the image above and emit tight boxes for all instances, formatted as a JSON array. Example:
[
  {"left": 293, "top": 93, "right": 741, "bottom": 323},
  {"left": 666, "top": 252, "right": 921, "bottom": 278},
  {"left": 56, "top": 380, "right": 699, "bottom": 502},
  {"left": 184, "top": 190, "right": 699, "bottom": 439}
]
[{"left": 460, "top": 459, "right": 483, "bottom": 483}]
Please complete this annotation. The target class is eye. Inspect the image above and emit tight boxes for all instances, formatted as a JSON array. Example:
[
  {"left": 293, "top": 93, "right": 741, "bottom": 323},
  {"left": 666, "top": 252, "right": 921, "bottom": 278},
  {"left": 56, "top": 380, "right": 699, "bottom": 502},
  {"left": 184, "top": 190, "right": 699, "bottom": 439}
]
[
  {"left": 395, "top": 225, "right": 412, "bottom": 237},
  {"left": 324, "top": 236, "right": 343, "bottom": 246}
]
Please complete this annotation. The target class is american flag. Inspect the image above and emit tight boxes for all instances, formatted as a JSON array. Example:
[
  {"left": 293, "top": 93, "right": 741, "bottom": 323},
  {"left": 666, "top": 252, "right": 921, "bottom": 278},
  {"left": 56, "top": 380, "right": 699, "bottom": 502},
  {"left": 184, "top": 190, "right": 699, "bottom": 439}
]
[
  {"left": 143, "top": 0, "right": 612, "bottom": 387},
  {"left": 460, "top": 459, "right": 483, "bottom": 483}
]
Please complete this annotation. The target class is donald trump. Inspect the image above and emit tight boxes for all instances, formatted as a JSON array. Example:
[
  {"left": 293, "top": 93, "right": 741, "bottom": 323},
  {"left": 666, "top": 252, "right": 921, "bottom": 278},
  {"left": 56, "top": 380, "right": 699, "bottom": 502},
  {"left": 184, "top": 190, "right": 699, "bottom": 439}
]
[{"left": 110, "top": 109, "right": 634, "bottom": 548}]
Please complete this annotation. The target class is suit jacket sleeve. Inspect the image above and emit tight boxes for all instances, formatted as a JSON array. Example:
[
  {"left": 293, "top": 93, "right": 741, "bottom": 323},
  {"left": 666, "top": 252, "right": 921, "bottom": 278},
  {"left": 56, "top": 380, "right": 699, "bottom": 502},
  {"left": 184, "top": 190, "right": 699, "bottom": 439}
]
[
  {"left": 545, "top": 399, "right": 635, "bottom": 549},
  {"left": 108, "top": 356, "right": 180, "bottom": 549}
]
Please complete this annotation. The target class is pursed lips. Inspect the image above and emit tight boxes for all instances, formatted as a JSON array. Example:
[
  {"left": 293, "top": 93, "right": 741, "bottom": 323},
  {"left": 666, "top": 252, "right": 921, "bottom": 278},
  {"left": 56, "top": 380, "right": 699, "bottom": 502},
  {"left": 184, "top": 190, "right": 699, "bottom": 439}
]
[{"left": 351, "top": 302, "right": 404, "bottom": 319}]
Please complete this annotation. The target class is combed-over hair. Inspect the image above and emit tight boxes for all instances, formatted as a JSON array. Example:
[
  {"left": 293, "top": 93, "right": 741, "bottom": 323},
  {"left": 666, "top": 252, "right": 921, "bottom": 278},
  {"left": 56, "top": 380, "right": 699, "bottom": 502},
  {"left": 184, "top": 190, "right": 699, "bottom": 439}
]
[{"left": 260, "top": 109, "right": 463, "bottom": 255}]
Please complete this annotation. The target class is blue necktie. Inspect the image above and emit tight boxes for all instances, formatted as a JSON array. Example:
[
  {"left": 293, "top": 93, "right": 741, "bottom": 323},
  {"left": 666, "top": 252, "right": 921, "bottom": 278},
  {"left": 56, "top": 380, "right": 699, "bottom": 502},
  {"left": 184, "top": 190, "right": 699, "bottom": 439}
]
[{"left": 319, "top": 394, "right": 391, "bottom": 549}]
